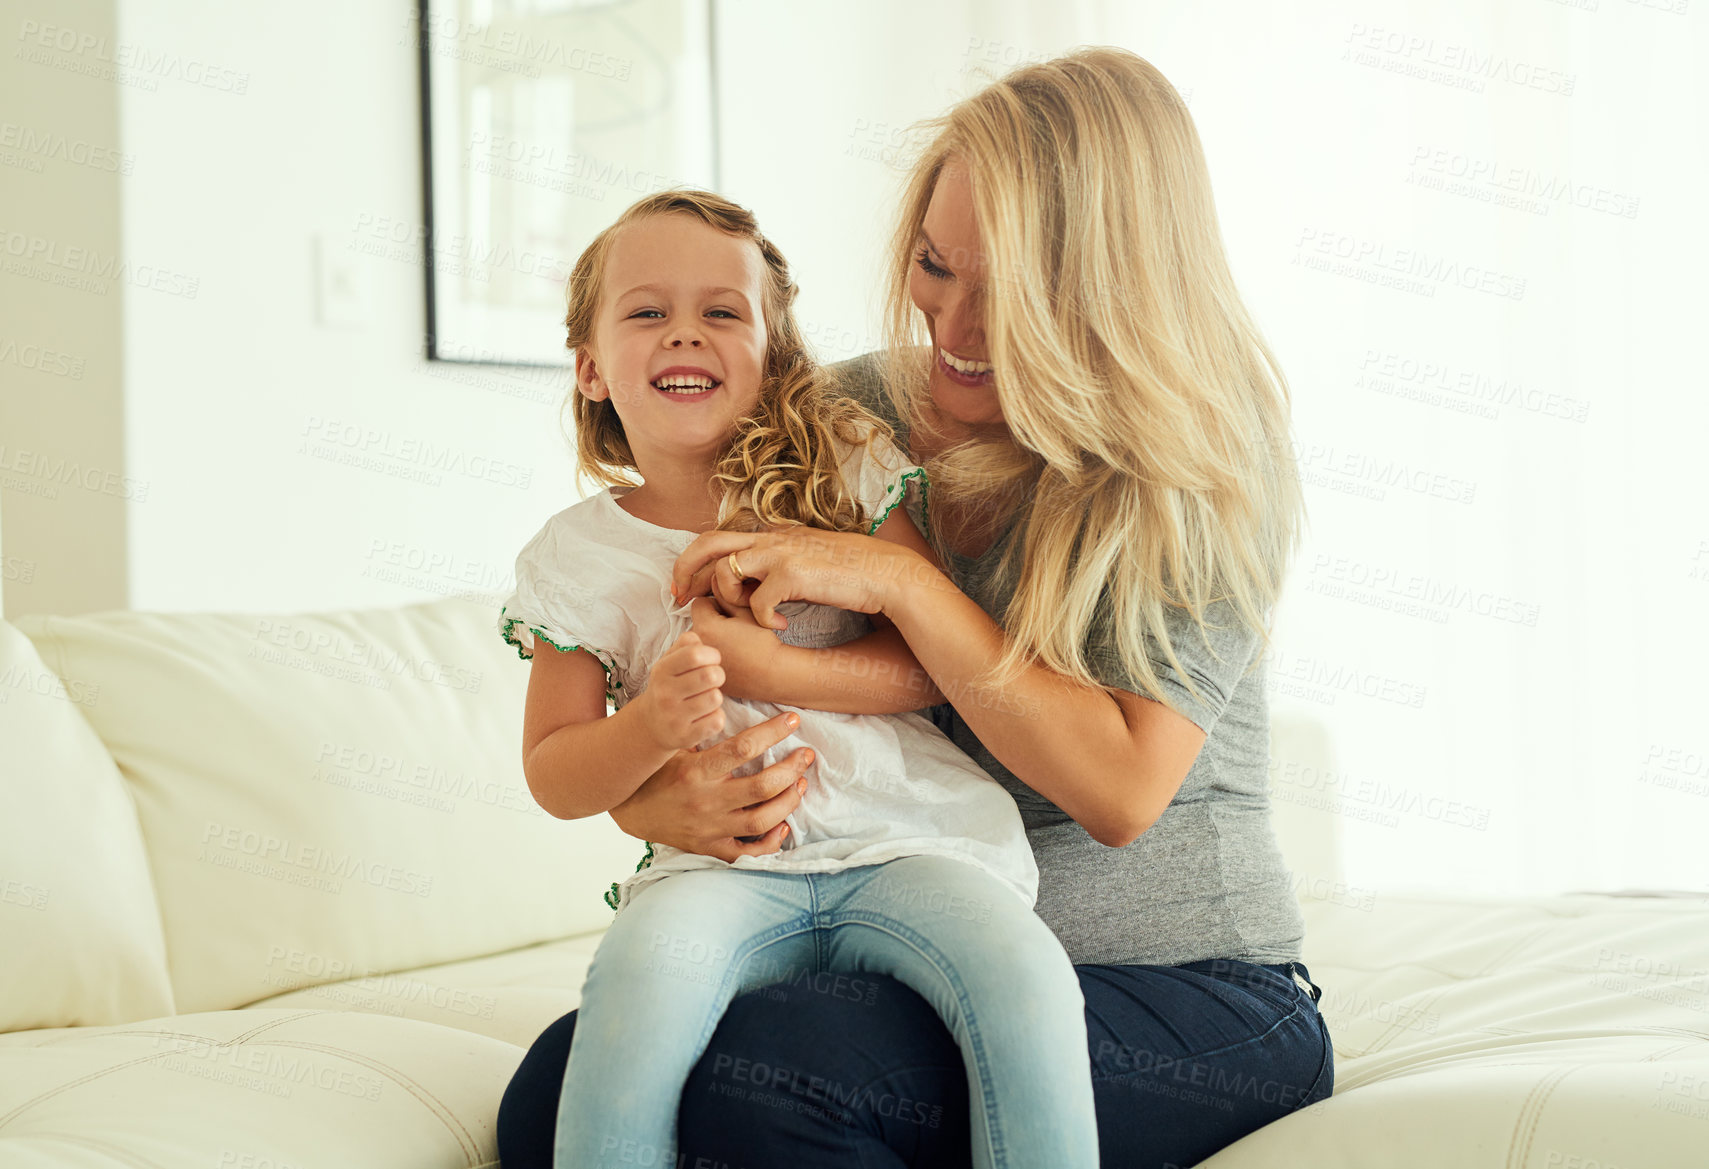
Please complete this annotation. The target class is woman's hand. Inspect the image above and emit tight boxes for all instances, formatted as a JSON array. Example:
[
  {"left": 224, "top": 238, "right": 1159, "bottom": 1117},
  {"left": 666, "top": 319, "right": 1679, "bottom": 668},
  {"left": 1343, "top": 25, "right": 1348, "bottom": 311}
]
[
  {"left": 685, "top": 595, "right": 779, "bottom": 699},
  {"left": 670, "top": 528, "right": 945, "bottom": 631},
  {"left": 608, "top": 711, "right": 815, "bottom": 863}
]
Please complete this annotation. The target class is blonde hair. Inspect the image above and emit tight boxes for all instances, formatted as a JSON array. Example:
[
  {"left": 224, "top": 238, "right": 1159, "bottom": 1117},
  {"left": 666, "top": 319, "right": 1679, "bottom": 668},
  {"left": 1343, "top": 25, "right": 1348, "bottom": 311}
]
[
  {"left": 878, "top": 46, "right": 1305, "bottom": 711},
  {"left": 564, "top": 189, "right": 884, "bottom": 534}
]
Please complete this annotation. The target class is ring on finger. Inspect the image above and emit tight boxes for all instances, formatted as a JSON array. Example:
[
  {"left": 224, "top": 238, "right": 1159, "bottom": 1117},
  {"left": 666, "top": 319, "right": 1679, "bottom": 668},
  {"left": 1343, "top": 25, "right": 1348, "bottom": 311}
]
[{"left": 728, "top": 551, "right": 746, "bottom": 580}]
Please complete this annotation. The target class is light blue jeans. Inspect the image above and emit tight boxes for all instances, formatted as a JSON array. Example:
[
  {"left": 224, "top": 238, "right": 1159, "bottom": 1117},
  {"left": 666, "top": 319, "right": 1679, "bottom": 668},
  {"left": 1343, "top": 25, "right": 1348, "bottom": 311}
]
[{"left": 553, "top": 854, "right": 1099, "bottom": 1169}]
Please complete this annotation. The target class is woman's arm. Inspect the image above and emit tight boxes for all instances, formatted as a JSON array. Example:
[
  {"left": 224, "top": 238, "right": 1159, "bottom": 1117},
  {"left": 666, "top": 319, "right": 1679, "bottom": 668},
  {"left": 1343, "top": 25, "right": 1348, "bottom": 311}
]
[
  {"left": 879, "top": 564, "right": 1208, "bottom": 846},
  {"left": 678, "top": 508, "right": 949, "bottom": 714},
  {"left": 671, "top": 529, "right": 1206, "bottom": 847},
  {"left": 688, "top": 604, "right": 943, "bottom": 713},
  {"left": 775, "top": 623, "right": 947, "bottom": 712}
]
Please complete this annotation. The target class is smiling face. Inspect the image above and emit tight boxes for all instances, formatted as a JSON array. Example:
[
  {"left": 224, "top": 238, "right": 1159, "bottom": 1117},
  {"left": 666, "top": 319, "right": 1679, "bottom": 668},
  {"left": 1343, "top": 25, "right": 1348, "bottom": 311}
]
[
  {"left": 575, "top": 213, "right": 769, "bottom": 476},
  {"left": 908, "top": 158, "right": 1005, "bottom": 431}
]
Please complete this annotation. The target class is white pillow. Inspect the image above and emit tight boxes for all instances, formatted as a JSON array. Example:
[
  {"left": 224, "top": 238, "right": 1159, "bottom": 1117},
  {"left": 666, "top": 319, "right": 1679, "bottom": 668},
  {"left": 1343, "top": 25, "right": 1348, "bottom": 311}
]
[
  {"left": 0, "top": 617, "right": 175, "bottom": 1032},
  {"left": 1267, "top": 707, "right": 1350, "bottom": 905},
  {"left": 13, "top": 598, "right": 641, "bottom": 1014}
]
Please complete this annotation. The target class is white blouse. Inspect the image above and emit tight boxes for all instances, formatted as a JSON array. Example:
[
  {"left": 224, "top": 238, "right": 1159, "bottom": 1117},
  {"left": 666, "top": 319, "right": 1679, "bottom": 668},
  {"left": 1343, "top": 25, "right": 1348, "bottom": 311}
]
[{"left": 497, "top": 428, "right": 1038, "bottom": 914}]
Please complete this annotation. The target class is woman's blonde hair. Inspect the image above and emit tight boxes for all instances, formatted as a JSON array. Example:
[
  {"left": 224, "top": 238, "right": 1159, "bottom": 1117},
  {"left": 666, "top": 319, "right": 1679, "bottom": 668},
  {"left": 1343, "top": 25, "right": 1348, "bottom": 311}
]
[
  {"left": 564, "top": 189, "right": 884, "bottom": 534},
  {"left": 878, "top": 46, "right": 1304, "bottom": 710}
]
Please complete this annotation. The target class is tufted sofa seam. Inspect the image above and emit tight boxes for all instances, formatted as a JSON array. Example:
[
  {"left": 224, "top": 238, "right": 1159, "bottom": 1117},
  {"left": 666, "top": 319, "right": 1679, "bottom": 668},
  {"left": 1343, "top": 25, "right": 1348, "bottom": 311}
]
[
  {"left": 3, "top": 1013, "right": 484, "bottom": 1166},
  {"left": 35, "top": 1010, "right": 321, "bottom": 1050},
  {"left": 0, "top": 1050, "right": 183, "bottom": 1130},
  {"left": 259, "top": 1038, "right": 481, "bottom": 1164},
  {"left": 15, "top": 1131, "right": 172, "bottom": 1169},
  {"left": 1506, "top": 1064, "right": 1575, "bottom": 1169}
]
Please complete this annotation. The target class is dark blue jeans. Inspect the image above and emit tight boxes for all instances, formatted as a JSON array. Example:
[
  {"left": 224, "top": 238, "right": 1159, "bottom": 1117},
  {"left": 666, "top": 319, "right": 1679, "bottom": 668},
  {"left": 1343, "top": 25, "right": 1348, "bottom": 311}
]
[{"left": 497, "top": 957, "right": 1334, "bottom": 1168}]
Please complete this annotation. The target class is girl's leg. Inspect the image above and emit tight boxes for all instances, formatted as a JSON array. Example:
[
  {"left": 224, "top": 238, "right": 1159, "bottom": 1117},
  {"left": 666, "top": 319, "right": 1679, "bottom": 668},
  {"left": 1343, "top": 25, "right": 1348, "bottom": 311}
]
[
  {"left": 818, "top": 855, "right": 1100, "bottom": 1169},
  {"left": 553, "top": 869, "right": 816, "bottom": 1169}
]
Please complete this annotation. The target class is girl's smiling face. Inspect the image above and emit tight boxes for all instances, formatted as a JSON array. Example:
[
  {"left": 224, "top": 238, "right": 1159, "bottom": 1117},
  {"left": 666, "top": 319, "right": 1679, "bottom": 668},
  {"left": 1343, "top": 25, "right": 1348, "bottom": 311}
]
[{"left": 576, "top": 213, "right": 769, "bottom": 472}]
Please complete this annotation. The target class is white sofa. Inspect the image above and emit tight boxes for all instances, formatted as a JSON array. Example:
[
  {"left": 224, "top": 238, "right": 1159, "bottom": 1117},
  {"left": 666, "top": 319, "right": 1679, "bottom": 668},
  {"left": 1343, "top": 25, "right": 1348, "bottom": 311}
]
[{"left": 2, "top": 597, "right": 1705, "bottom": 1168}]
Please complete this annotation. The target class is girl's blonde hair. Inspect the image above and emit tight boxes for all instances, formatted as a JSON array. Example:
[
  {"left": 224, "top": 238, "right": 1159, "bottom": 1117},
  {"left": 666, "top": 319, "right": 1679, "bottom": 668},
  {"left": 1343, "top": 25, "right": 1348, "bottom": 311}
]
[
  {"left": 878, "top": 46, "right": 1305, "bottom": 710},
  {"left": 564, "top": 189, "right": 883, "bottom": 535}
]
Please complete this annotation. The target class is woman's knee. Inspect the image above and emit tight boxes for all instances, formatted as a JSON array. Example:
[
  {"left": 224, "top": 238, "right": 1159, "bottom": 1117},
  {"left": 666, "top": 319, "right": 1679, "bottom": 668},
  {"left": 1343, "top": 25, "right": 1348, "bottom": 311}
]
[
  {"left": 684, "top": 971, "right": 956, "bottom": 1096},
  {"left": 677, "top": 974, "right": 971, "bottom": 1167},
  {"left": 496, "top": 1008, "right": 578, "bottom": 1169}
]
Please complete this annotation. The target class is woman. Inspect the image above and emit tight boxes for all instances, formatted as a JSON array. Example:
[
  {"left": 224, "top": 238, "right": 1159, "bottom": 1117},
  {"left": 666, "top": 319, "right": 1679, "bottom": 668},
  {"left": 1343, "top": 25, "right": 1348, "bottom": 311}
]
[{"left": 500, "top": 46, "right": 1333, "bottom": 1169}]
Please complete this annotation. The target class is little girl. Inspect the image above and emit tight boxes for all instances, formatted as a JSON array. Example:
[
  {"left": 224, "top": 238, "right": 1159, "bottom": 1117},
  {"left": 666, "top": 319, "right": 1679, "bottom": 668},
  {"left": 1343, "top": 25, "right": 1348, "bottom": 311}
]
[{"left": 497, "top": 189, "right": 1098, "bottom": 1169}]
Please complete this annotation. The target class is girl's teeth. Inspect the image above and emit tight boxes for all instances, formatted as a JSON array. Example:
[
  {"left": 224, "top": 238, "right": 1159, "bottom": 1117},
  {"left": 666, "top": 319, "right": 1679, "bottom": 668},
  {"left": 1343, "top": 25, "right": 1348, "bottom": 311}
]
[{"left": 940, "top": 349, "right": 992, "bottom": 376}]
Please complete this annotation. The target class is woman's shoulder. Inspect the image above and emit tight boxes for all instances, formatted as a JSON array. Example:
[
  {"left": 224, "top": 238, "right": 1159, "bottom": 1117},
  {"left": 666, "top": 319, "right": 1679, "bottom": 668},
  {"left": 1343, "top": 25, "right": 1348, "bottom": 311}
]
[
  {"left": 824, "top": 348, "right": 888, "bottom": 405},
  {"left": 825, "top": 347, "right": 921, "bottom": 433}
]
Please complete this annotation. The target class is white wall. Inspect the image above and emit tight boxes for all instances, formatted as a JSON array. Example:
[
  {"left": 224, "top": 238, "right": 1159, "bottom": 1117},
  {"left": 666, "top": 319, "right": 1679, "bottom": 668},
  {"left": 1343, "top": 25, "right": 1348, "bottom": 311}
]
[
  {"left": 111, "top": 0, "right": 575, "bottom": 617},
  {"left": 3, "top": 0, "right": 1704, "bottom": 899}
]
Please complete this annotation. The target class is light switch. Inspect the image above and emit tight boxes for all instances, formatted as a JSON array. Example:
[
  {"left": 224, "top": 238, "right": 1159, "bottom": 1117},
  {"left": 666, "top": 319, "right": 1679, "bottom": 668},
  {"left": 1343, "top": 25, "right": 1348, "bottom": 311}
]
[{"left": 314, "top": 234, "right": 371, "bottom": 327}]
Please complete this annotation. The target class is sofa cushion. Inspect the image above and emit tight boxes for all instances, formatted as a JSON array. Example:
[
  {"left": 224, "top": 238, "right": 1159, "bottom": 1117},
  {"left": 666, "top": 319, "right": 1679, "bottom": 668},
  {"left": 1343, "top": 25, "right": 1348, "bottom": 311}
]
[
  {"left": 0, "top": 618, "right": 174, "bottom": 1032},
  {"left": 0, "top": 1009, "right": 518, "bottom": 1167},
  {"left": 1200, "top": 891, "right": 1709, "bottom": 1167},
  {"left": 12, "top": 599, "right": 643, "bottom": 1014},
  {"left": 245, "top": 931, "right": 605, "bottom": 1046}
]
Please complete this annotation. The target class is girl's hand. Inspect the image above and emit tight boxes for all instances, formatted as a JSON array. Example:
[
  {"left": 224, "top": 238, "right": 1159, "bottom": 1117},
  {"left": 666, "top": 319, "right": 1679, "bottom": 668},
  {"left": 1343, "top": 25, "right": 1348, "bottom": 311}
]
[
  {"left": 686, "top": 595, "right": 780, "bottom": 698},
  {"left": 634, "top": 630, "right": 725, "bottom": 751},
  {"left": 610, "top": 712, "right": 815, "bottom": 863},
  {"left": 669, "top": 528, "right": 941, "bottom": 631}
]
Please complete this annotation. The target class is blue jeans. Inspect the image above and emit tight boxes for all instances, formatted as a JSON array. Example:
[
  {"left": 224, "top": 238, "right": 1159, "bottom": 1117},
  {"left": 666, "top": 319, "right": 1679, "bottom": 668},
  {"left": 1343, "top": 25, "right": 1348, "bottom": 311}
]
[
  {"left": 504, "top": 932, "right": 1334, "bottom": 1169},
  {"left": 554, "top": 855, "right": 1099, "bottom": 1169}
]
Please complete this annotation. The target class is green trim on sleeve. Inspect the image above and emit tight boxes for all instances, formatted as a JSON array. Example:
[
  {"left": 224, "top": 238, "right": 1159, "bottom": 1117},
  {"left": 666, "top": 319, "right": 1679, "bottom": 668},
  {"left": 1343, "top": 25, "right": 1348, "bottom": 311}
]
[
  {"left": 498, "top": 606, "right": 622, "bottom": 705},
  {"left": 603, "top": 841, "right": 658, "bottom": 911},
  {"left": 866, "top": 467, "right": 931, "bottom": 540}
]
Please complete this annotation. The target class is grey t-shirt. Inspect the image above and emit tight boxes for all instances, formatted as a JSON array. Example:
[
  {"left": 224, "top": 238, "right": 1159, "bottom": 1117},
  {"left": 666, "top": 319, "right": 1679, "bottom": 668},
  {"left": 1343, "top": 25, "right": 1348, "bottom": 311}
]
[{"left": 829, "top": 352, "right": 1305, "bottom": 967}]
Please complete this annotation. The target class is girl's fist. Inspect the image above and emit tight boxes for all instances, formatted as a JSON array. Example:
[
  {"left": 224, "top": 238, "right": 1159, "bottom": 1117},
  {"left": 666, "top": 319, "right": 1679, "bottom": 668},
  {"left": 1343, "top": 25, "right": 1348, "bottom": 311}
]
[{"left": 637, "top": 630, "right": 726, "bottom": 750}]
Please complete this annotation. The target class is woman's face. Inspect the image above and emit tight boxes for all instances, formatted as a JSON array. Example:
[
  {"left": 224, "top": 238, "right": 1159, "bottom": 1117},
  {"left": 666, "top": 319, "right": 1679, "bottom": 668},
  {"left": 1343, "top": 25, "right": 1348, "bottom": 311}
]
[{"left": 908, "top": 159, "right": 1006, "bottom": 431}]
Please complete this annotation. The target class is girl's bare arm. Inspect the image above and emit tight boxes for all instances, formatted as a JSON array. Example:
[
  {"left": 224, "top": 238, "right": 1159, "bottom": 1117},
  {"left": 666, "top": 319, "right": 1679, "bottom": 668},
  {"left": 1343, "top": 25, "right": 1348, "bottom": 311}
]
[{"left": 521, "top": 632, "right": 727, "bottom": 820}]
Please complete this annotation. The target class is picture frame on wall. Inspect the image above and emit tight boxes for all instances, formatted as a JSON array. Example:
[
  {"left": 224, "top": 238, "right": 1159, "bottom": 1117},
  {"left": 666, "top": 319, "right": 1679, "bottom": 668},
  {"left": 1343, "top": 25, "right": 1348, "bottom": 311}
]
[{"left": 417, "top": 0, "right": 721, "bottom": 367}]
